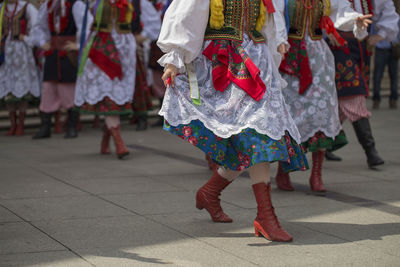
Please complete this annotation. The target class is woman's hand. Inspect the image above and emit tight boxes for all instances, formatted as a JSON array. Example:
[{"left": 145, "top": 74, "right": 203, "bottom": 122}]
[
  {"left": 64, "top": 41, "right": 78, "bottom": 51},
  {"left": 277, "top": 43, "right": 288, "bottom": 58},
  {"left": 356, "top": 14, "right": 373, "bottom": 31},
  {"left": 162, "top": 64, "right": 178, "bottom": 88}
]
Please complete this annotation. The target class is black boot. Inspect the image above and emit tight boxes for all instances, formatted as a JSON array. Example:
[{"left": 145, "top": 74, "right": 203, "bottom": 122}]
[
  {"left": 64, "top": 109, "right": 79, "bottom": 139},
  {"left": 32, "top": 112, "right": 52, "bottom": 139},
  {"left": 325, "top": 151, "right": 342, "bottom": 161},
  {"left": 352, "top": 118, "right": 384, "bottom": 168},
  {"left": 136, "top": 114, "right": 147, "bottom": 131}
]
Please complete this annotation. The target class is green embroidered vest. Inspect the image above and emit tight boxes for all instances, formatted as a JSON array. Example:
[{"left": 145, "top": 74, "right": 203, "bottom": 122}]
[
  {"left": 287, "top": 0, "right": 325, "bottom": 40},
  {"left": 92, "top": 0, "right": 132, "bottom": 34},
  {"left": 3, "top": 4, "right": 28, "bottom": 40},
  {"left": 204, "top": 0, "right": 265, "bottom": 43}
]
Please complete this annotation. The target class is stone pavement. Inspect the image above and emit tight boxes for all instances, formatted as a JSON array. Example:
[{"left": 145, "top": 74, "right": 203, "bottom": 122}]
[{"left": 0, "top": 100, "right": 399, "bottom": 267}]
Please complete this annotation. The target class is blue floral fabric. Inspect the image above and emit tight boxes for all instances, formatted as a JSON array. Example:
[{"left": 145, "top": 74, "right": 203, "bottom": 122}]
[{"left": 164, "top": 120, "right": 309, "bottom": 173}]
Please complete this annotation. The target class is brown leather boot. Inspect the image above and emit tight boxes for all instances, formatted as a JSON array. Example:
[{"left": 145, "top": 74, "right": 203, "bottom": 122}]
[
  {"left": 275, "top": 162, "right": 294, "bottom": 191},
  {"left": 6, "top": 111, "right": 17, "bottom": 136},
  {"left": 14, "top": 111, "right": 26, "bottom": 136},
  {"left": 101, "top": 126, "right": 111, "bottom": 155},
  {"left": 196, "top": 170, "right": 233, "bottom": 223},
  {"left": 109, "top": 125, "right": 129, "bottom": 159},
  {"left": 252, "top": 182, "right": 293, "bottom": 242},
  {"left": 309, "top": 151, "right": 327, "bottom": 192}
]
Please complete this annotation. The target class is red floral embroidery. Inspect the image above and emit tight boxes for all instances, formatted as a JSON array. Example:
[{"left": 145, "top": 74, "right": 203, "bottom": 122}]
[{"left": 182, "top": 126, "right": 193, "bottom": 137}]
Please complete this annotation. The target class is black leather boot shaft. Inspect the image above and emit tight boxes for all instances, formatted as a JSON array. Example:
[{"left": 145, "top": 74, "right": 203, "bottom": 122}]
[
  {"left": 32, "top": 112, "right": 52, "bottom": 139},
  {"left": 352, "top": 118, "right": 384, "bottom": 167},
  {"left": 64, "top": 109, "right": 79, "bottom": 139}
]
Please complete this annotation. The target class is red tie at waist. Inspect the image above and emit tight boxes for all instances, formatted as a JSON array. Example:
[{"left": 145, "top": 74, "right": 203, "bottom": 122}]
[{"left": 203, "top": 40, "right": 266, "bottom": 102}]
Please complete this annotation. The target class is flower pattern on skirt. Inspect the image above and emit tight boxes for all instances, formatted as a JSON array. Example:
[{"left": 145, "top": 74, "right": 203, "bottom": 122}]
[
  {"left": 164, "top": 120, "right": 309, "bottom": 173},
  {"left": 302, "top": 130, "right": 348, "bottom": 153}
]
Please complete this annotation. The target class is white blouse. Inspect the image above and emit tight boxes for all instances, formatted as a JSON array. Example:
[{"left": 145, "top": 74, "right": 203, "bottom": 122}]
[{"left": 353, "top": 0, "right": 399, "bottom": 41}]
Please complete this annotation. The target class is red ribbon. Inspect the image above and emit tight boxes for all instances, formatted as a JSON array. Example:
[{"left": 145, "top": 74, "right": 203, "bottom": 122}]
[
  {"left": 320, "top": 16, "right": 346, "bottom": 47},
  {"left": 262, "top": 0, "right": 275, "bottom": 13}
]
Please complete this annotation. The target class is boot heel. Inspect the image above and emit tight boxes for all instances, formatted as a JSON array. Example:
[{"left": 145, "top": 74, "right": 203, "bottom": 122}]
[{"left": 196, "top": 202, "right": 204, "bottom": 210}]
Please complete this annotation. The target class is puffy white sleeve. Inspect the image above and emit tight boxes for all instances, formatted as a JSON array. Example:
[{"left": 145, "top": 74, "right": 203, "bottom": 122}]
[
  {"left": 72, "top": 0, "right": 93, "bottom": 46},
  {"left": 140, "top": 0, "right": 161, "bottom": 41},
  {"left": 29, "top": 1, "right": 51, "bottom": 47},
  {"left": 157, "top": 0, "right": 210, "bottom": 73},
  {"left": 330, "top": 0, "right": 368, "bottom": 40},
  {"left": 23, "top": 3, "right": 39, "bottom": 47},
  {"left": 373, "top": 0, "right": 400, "bottom": 42},
  {"left": 272, "top": 0, "right": 288, "bottom": 47}
]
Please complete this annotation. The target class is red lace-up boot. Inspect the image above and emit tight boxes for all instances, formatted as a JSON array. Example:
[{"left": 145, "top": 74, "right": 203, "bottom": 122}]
[
  {"left": 14, "top": 111, "right": 26, "bottom": 136},
  {"left": 6, "top": 111, "right": 17, "bottom": 136},
  {"left": 196, "top": 170, "right": 233, "bottom": 223},
  {"left": 275, "top": 163, "right": 294, "bottom": 191},
  {"left": 101, "top": 126, "right": 111, "bottom": 155},
  {"left": 54, "top": 111, "right": 63, "bottom": 134},
  {"left": 252, "top": 182, "right": 293, "bottom": 242},
  {"left": 309, "top": 151, "right": 327, "bottom": 192},
  {"left": 109, "top": 125, "right": 129, "bottom": 159}
]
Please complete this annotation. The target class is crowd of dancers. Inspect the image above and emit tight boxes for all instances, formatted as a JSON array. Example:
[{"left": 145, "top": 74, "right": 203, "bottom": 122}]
[{"left": 1, "top": 0, "right": 399, "bottom": 242}]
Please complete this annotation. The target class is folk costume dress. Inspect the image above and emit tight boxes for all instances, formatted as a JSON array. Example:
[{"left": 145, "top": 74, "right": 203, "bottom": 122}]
[
  {"left": 275, "top": 0, "right": 367, "bottom": 192},
  {"left": 74, "top": 0, "right": 137, "bottom": 159},
  {"left": 158, "top": 0, "right": 309, "bottom": 242},
  {"left": 31, "top": 0, "right": 81, "bottom": 139},
  {"left": 130, "top": 0, "right": 161, "bottom": 131},
  {"left": 328, "top": 0, "right": 399, "bottom": 168},
  {"left": 0, "top": 0, "right": 40, "bottom": 136}
]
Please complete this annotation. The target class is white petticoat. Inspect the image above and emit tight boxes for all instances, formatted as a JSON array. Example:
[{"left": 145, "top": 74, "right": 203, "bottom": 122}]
[
  {"left": 74, "top": 29, "right": 137, "bottom": 106},
  {"left": 281, "top": 36, "right": 342, "bottom": 143},
  {"left": 159, "top": 34, "right": 302, "bottom": 143},
  {"left": 0, "top": 38, "right": 41, "bottom": 99}
]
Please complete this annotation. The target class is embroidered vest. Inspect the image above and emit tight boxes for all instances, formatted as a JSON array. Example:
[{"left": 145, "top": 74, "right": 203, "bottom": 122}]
[
  {"left": 3, "top": 3, "right": 28, "bottom": 40},
  {"left": 348, "top": 0, "right": 373, "bottom": 15},
  {"left": 47, "top": 0, "right": 77, "bottom": 36},
  {"left": 287, "top": 0, "right": 325, "bottom": 40},
  {"left": 92, "top": 0, "right": 132, "bottom": 34},
  {"left": 204, "top": 0, "right": 265, "bottom": 44}
]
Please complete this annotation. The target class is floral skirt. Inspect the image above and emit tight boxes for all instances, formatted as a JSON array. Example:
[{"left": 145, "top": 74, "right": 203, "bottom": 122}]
[
  {"left": 164, "top": 120, "right": 309, "bottom": 172},
  {"left": 302, "top": 130, "right": 348, "bottom": 153},
  {"left": 79, "top": 96, "right": 133, "bottom": 115}
]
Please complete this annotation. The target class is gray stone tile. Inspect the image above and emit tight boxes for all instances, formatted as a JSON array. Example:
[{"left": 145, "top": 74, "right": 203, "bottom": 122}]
[
  {"left": 76, "top": 240, "right": 253, "bottom": 267},
  {"left": 33, "top": 215, "right": 187, "bottom": 250},
  {"left": 0, "top": 222, "right": 65, "bottom": 254},
  {"left": 0, "top": 251, "right": 92, "bottom": 267},
  {"left": 0, "top": 175, "right": 87, "bottom": 200},
  {"left": 102, "top": 190, "right": 240, "bottom": 216},
  {"left": 68, "top": 176, "right": 183, "bottom": 195},
  {"left": 1, "top": 196, "right": 131, "bottom": 221},
  {"left": 0, "top": 206, "right": 21, "bottom": 223}
]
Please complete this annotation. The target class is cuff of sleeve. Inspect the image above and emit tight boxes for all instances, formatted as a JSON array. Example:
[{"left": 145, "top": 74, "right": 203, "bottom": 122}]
[
  {"left": 157, "top": 49, "right": 186, "bottom": 73},
  {"left": 353, "top": 24, "right": 368, "bottom": 40}
]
